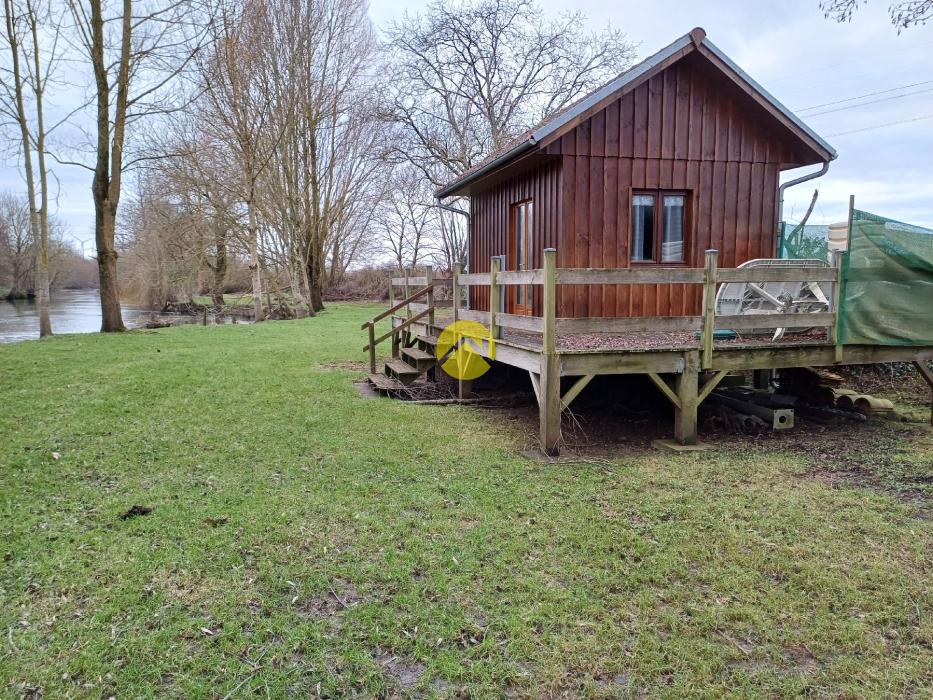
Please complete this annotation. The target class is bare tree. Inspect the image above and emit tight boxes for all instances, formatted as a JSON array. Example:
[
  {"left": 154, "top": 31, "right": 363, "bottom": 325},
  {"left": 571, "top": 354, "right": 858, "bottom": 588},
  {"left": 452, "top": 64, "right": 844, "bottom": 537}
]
[
  {"left": 0, "top": 0, "right": 61, "bottom": 336},
  {"left": 0, "top": 191, "right": 33, "bottom": 296},
  {"left": 374, "top": 165, "right": 437, "bottom": 272},
  {"left": 383, "top": 0, "right": 637, "bottom": 188},
  {"left": 198, "top": 0, "right": 279, "bottom": 320},
  {"left": 260, "top": 0, "right": 383, "bottom": 312},
  {"left": 821, "top": 0, "right": 933, "bottom": 28},
  {"left": 65, "top": 0, "right": 208, "bottom": 331}
]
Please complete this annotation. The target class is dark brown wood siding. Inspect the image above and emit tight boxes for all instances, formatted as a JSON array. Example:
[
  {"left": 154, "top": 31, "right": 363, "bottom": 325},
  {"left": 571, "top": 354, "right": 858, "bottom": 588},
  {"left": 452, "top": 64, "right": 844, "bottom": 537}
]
[
  {"left": 468, "top": 159, "right": 561, "bottom": 312},
  {"left": 468, "top": 52, "right": 805, "bottom": 317}
]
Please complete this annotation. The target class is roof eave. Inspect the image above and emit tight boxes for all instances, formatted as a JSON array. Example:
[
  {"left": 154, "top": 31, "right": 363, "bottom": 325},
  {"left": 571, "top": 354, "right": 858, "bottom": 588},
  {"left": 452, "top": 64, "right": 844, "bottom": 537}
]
[{"left": 435, "top": 139, "right": 538, "bottom": 199}]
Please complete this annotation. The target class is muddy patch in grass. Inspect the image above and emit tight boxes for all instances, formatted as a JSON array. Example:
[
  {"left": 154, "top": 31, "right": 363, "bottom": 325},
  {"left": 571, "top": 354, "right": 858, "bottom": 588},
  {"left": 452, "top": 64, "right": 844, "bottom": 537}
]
[
  {"left": 318, "top": 360, "right": 368, "bottom": 372},
  {"left": 373, "top": 650, "right": 426, "bottom": 691},
  {"left": 295, "top": 579, "right": 364, "bottom": 621}
]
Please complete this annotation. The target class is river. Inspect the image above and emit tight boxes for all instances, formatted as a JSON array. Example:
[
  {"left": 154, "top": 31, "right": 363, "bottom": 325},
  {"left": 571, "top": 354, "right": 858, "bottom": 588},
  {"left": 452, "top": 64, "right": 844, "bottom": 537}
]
[{"left": 0, "top": 289, "right": 242, "bottom": 343}]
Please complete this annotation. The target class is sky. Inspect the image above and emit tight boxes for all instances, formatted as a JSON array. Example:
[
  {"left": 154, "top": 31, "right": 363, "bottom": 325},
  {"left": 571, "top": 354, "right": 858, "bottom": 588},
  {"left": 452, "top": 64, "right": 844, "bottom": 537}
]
[{"left": 2, "top": 0, "right": 931, "bottom": 252}]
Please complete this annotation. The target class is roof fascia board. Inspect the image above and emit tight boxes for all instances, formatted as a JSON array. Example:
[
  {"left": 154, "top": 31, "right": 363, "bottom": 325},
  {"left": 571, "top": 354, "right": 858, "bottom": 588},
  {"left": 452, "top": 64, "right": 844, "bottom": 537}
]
[
  {"left": 533, "top": 35, "right": 695, "bottom": 148},
  {"left": 436, "top": 139, "right": 537, "bottom": 198}
]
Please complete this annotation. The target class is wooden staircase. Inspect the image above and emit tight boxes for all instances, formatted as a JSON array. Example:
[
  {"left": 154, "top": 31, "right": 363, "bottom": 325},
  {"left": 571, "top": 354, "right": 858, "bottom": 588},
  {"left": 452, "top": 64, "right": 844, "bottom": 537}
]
[
  {"left": 362, "top": 274, "right": 445, "bottom": 394},
  {"left": 367, "top": 334, "right": 440, "bottom": 393}
]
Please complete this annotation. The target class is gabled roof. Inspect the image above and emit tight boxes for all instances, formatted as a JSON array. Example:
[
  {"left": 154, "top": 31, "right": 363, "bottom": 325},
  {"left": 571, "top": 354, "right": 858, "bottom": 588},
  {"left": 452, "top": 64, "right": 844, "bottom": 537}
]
[{"left": 437, "top": 28, "right": 837, "bottom": 199}]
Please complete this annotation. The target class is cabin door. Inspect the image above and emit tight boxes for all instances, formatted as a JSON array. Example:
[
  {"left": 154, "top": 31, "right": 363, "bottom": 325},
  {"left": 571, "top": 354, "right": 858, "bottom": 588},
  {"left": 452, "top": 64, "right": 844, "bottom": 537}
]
[{"left": 509, "top": 200, "right": 534, "bottom": 316}]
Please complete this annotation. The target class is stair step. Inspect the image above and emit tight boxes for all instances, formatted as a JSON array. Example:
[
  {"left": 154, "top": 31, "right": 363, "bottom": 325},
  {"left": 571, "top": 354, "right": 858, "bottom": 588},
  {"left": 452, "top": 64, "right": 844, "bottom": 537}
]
[
  {"left": 384, "top": 358, "right": 420, "bottom": 385},
  {"left": 401, "top": 346, "right": 436, "bottom": 372},
  {"left": 416, "top": 334, "right": 439, "bottom": 351},
  {"left": 368, "top": 373, "right": 407, "bottom": 393}
]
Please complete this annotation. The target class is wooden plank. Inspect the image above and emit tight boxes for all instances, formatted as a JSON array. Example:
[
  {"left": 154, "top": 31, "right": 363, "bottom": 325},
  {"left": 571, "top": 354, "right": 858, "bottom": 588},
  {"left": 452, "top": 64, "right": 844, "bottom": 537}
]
[
  {"left": 697, "top": 370, "right": 728, "bottom": 405},
  {"left": 715, "top": 312, "right": 835, "bottom": 330},
  {"left": 496, "top": 270, "right": 543, "bottom": 285},
  {"left": 647, "top": 372, "right": 682, "bottom": 409},
  {"left": 361, "top": 284, "right": 433, "bottom": 329},
  {"left": 489, "top": 257, "right": 501, "bottom": 339},
  {"left": 710, "top": 344, "right": 933, "bottom": 371},
  {"left": 701, "top": 250, "right": 718, "bottom": 369},
  {"left": 457, "top": 272, "right": 492, "bottom": 287},
  {"left": 555, "top": 267, "right": 706, "bottom": 285},
  {"left": 555, "top": 315, "right": 702, "bottom": 334},
  {"left": 528, "top": 371, "right": 541, "bottom": 404},
  {"left": 392, "top": 276, "right": 427, "bottom": 286},
  {"left": 458, "top": 308, "right": 489, "bottom": 325},
  {"left": 498, "top": 313, "right": 544, "bottom": 333},
  {"left": 540, "top": 248, "right": 560, "bottom": 455},
  {"left": 364, "top": 308, "right": 432, "bottom": 350},
  {"left": 561, "top": 351, "right": 687, "bottom": 376},
  {"left": 561, "top": 374, "right": 594, "bottom": 410},
  {"left": 716, "top": 267, "right": 838, "bottom": 283},
  {"left": 831, "top": 252, "right": 844, "bottom": 362},
  {"left": 542, "top": 250, "right": 557, "bottom": 354}
]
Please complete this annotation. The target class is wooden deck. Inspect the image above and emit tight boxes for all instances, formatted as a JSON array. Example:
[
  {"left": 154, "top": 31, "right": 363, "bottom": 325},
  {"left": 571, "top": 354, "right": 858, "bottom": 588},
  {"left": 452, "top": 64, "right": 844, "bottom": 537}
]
[{"left": 367, "top": 251, "right": 933, "bottom": 454}]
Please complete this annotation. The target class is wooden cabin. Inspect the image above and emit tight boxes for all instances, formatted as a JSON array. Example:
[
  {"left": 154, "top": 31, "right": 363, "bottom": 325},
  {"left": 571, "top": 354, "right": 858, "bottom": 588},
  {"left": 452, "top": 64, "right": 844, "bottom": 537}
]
[
  {"left": 363, "top": 28, "right": 933, "bottom": 455},
  {"left": 436, "top": 27, "right": 837, "bottom": 319}
]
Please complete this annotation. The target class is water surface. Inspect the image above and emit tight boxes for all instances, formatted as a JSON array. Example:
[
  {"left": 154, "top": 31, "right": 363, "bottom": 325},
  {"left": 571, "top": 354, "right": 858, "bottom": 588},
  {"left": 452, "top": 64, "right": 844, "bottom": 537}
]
[{"left": 0, "top": 289, "right": 240, "bottom": 343}]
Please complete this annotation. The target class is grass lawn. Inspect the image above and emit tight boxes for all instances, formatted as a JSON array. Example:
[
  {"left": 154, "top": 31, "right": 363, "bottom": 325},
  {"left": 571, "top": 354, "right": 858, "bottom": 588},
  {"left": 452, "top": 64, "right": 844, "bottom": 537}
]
[{"left": 1, "top": 303, "right": 931, "bottom": 698}]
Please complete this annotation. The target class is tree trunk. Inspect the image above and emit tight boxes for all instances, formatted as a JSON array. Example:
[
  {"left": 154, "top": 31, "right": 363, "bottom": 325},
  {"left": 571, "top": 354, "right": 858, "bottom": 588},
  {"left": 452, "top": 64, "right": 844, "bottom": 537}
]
[
  {"left": 211, "top": 228, "right": 227, "bottom": 308},
  {"left": 247, "top": 199, "right": 263, "bottom": 321},
  {"left": 96, "top": 203, "right": 124, "bottom": 332}
]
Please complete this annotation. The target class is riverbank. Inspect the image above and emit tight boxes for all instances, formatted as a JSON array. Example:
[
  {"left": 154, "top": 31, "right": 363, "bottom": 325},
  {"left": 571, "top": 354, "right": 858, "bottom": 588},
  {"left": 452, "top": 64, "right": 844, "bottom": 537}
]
[
  {"left": 1, "top": 304, "right": 931, "bottom": 697},
  {"left": 0, "top": 289, "right": 248, "bottom": 343}
]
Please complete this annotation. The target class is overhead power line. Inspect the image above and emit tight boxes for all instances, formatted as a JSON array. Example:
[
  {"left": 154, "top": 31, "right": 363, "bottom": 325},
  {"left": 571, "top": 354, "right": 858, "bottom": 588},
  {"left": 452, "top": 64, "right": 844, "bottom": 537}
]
[
  {"left": 826, "top": 113, "right": 933, "bottom": 137},
  {"left": 796, "top": 79, "right": 933, "bottom": 112},
  {"left": 803, "top": 86, "right": 933, "bottom": 117}
]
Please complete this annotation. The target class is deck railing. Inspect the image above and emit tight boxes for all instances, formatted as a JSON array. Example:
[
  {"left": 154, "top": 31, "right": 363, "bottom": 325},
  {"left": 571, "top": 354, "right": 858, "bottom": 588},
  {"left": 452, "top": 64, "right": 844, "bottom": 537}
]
[{"left": 448, "top": 249, "right": 843, "bottom": 368}]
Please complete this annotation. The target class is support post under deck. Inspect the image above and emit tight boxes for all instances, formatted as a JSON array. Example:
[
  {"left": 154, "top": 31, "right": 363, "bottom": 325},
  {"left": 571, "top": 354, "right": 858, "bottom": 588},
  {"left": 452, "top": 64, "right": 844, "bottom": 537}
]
[
  {"left": 539, "top": 249, "right": 560, "bottom": 455},
  {"left": 673, "top": 352, "right": 700, "bottom": 445}
]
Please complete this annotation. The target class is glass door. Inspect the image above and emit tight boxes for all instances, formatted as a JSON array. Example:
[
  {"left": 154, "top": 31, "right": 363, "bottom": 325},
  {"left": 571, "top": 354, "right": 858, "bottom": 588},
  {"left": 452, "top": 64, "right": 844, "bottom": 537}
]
[{"left": 510, "top": 201, "right": 533, "bottom": 316}]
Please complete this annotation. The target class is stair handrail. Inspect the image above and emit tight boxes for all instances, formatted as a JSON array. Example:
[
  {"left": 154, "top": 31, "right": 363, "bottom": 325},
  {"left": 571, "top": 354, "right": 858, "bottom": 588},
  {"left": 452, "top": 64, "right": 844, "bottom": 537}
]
[
  {"left": 362, "top": 283, "right": 436, "bottom": 373},
  {"left": 361, "top": 283, "right": 434, "bottom": 330}
]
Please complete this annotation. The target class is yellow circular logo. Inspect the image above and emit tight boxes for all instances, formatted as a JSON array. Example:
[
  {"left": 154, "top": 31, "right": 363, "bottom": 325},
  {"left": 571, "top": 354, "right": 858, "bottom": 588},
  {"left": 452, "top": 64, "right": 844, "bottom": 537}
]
[{"left": 435, "top": 320, "right": 496, "bottom": 380}]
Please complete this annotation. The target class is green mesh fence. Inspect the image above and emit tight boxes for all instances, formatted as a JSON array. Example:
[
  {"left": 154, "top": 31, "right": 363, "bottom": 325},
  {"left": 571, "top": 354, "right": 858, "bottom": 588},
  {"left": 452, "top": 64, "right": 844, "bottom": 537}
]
[
  {"left": 839, "top": 210, "right": 933, "bottom": 346},
  {"left": 780, "top": 210, "right": 933, "bottom": 346}
]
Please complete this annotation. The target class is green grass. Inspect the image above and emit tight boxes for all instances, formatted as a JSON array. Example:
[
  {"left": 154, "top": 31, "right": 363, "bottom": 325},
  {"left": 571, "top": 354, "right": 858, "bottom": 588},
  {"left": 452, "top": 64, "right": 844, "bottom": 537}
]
[
  {"left": 191, "top": 293, "right": 256, "bottom": 308},
  {"left": 1, "top": 303, "right": 931, "bottom": 698}
]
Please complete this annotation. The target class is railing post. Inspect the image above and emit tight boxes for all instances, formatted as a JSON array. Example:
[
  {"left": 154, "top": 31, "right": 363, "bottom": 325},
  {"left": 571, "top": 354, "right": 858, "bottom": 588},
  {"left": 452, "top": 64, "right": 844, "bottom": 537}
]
[
  {"left": 425, "top": 265, "right": 435, "bottom": 328},
  {"left": 404, "top": 267, "right": 411, "bottom": 319},
  {"left": 489, "top": 257, "right": 501, "bottom": 339},
  {"left": 452, "top": 263, "right": 461, "bottom": 324},
  {"left": 701, "top": 249, "right": 718, "bottom": 370},
  {"left": 832, "top": 250, "right": 844, "bottom": 363},
  {"left": 834, "top": 195, "right": 855, "bottom": 363},
  {"left": 368, "top": 323, "right": 376, "bottom": 373},
  {"left": 540, "top": 248, "right": 560, "bottom": 455}
]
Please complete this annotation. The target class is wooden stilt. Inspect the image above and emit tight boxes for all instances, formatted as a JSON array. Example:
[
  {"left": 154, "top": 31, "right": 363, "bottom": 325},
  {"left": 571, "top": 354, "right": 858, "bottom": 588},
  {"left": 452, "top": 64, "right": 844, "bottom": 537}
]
[
  {"left": 673, "top": 352, "right": 700, "bottom": 445},
  {"left": 540, "top": 354, "right": 560, "bottom": 455},
  {"left": 539, "top": 249, "right": 560, "bottom": 455}
]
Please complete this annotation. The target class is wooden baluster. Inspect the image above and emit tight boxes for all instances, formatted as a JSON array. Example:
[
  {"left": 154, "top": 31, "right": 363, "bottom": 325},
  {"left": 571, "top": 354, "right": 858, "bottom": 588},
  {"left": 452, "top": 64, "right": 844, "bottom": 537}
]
[
  {"left": 425, "top": 265, "right": 434, "bottom": 328},
  {"left": 489, "top": 257, "right": 501, "bottom": 340},
  {"left": 539, "top": 249, "right": 560, "bottom": 455},
  {"left": 701, "top": 249, "right": 718, "bottom": 370}
]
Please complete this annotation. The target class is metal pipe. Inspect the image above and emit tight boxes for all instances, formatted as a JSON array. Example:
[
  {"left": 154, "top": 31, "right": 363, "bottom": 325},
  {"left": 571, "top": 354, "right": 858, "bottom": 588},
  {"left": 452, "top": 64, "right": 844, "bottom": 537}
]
[
  {"left": 777, "top": 160, "right": 831, "bottom": 254},
  {"left": 435, "top": 199, "right": 471, "bottom": 272}
]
